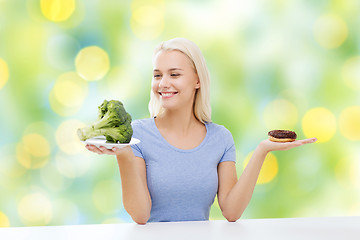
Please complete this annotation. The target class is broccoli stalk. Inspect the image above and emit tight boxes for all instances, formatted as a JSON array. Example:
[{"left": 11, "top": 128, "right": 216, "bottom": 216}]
[{"left": 77, "top": 100, "right": 133, "bottom": 143}]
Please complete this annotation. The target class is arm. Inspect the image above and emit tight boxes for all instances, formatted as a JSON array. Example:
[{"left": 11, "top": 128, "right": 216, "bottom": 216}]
[
  {"left": 217, "top": 138, "right": 317, "bottom": 222},
  {"left": 86, "top": 145, "right": 152, "bottom": 224}
]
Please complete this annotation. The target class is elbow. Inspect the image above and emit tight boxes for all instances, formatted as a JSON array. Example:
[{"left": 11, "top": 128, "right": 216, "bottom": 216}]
[
  {"left": 133, "top": 217, "right": 149, "bottom": 225},
  {"left": 124, "top": 201, "right": 151, "bottom": 225},
  {"left": 128, "top": 210, "right": 150, "bottom": 225},
  {"left": 224, "top": 215, "right": 240, "bottom": 222},
  {"left": 222, "top": 209, "right": 242, "bottom": 222}
]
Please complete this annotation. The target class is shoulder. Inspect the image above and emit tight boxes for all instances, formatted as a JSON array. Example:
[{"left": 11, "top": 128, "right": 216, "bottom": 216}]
[
  {"left": 206, "top": 122, "right": 234, "bottom": 148},
  {"left": 206, "top": 122, "right": 232, "bottom": 137},
  {"left": 131, "top": 118, "right": 154, "bottom": 139},
  {"left": 131, "top": 118, "right": 153, "bottom": 128}
]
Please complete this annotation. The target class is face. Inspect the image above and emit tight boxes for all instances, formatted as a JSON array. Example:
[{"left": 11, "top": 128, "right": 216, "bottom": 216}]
[{"left": 152, "top": 50, "right": 200, "bottom": 112}]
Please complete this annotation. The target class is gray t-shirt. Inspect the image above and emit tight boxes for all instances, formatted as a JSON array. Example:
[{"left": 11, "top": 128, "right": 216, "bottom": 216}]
[{"left": 130, "top": 118, "right": 236, "bottom": 222}]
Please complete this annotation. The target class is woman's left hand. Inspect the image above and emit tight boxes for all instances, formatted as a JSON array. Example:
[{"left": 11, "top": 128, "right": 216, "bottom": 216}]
[{"left": 259, "top": 137, "right": 317, "bottom": 153}]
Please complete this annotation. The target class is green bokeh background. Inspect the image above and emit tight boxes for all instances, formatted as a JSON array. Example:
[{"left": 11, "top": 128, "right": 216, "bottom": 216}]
[{"left": 0, "top": 0, "right": 359, "bottom": 227}]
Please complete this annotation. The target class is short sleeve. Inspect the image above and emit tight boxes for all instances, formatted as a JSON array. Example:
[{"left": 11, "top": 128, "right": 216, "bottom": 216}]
[
  {"left": 219, "top": 126, "right": 236, "bottom": 163},
  {"left": 130, "top": 120, "right": 144, "bottom": 159}
]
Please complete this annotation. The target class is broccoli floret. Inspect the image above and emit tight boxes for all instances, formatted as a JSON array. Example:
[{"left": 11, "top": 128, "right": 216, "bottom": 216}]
[
  {"left": 97, "top": 99, "right": 108, "bottom": 120},
  {"left": 77, "top": 100, "right": 133, "bottom": 143}
]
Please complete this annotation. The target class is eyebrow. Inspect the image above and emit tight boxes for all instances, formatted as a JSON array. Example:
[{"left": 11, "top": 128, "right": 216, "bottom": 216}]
[{"left": 153, "top": 68, "right": 184, "bottom": 72}]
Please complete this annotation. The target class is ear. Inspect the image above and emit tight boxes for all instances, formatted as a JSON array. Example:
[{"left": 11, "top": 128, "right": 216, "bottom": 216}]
[{"left": 195, "top": 77, "right": 200, "bottom": 89}]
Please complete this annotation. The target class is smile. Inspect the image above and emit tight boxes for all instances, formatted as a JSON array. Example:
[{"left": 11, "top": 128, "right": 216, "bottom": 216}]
[{"left": 159, "top": 92, "right": 178, "bottom": 98}]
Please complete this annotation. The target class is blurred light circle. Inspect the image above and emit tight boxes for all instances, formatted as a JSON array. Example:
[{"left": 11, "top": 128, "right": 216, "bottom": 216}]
[
  {"left": 104, "top": 65, "right": 141, "bottom": 100},
  {"left": 40, "top": 163, "right": 71, "bottom": 192},
  {"left": 335, "top": 156, "right": 360, "bottom": 190},
  {"left": 278, "top": 89, "right": 310, "bottom": 113},
  {"left": 0, "top": 211, "right": 10, "bottom": 227},
  {"left": 53, "top": 72, "right": 88, "bottom": 107},
  {"left": 342, "top": 56, "right": 360, "bottom": 91},
  {"left": 49, "top": 89, "right": 80, "bottom": 116},
  {"left": 17, "top": 139, "right": 50, "bottom": 170},
  {"left": 18, "top": 133, "right": 51, "bottom": 169},
  {"left": 347, "top": 203, "right": 360, "bottom": 216},
  {"left": 293, "top": 150, "right": 322, "bottom": 192},
  {"left": 130, "top": 4, "right": 164, "bottom": 40},
  {"left": 56, "top": 119, "right": 86, "bottom": 155},
  {"left": 263, "top": 99, "right": 298, "bottom": 130},
  {"left": 132, "top": 4, "right": 162, "bottom": 26},
  {"left": 283, "top": 58, "right": 321, "bottom": 92},
  {"left": 302, "top": 107, "right": 336, "bottom": 143},
  {"left": 52, "top": 199, "right": 80, "bottom": 225},
  {"left": 243, "top": 152, "right": 278, "bottom": 184},
  {"left": 16, "top": 143, "right": 32, "bottom": 169},
  {"left": 75, "top": 46, "right": 110, "bottom": 81},
  {"left": 339, "top": 106, "right": 360, "bottom": 141},
  {"left": 22, "top": 133, "right": 50, "bottom": 158},
  {"left": 23, "top": 121, "right": 55, "bottom": 145},
  {"left": 46, "top": 34, "right": 80, "bottom": 70},
  {"left": 0, "top": 144, "right": 27, "bottom": 178},
  {"left": 16, "top": 122, "right": 54, "bottom": 169},
  {"left": 18, "top": 193, "right": 52, "bottom": 226},
  {"left": 92, "top": 180, "right": 122, "bottom": 214},
  {"left": 0, "top": 58, "right": 9, "bottom": 89},
  {"left": 40, "top": 0, "right": 75, "bottom": 22},
  {"left": 55, "top": 151, "right": 91, "bottom": 178},
  {"left": 313, "top": 14, "right": 348, "bottom": 49},
  {"left": 50, "top": 72, "right": 88, "bottom": 116}
]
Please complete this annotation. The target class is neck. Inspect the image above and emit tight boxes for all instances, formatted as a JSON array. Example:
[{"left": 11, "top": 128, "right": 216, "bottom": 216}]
[{"left": 156, "top": 106, "right": 200, "bottom": 135}]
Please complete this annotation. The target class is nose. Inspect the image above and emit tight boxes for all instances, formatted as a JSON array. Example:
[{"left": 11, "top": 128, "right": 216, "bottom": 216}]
[{"left": 158, "top": 75, "right": 170, "bottom": 89}]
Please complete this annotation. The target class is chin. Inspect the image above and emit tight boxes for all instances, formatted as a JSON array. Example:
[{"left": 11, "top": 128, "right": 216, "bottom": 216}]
[
  {"left": 159, "top": 101, "right": 179, "bottom": 110},
  {"left": 160, "top": 103, "right": 175, "bottom": 110}
]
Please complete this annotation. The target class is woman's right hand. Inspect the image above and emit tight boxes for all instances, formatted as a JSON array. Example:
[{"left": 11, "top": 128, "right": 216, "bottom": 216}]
[{"left": 85, "top": 144, "right": 129, "bottom": 156}]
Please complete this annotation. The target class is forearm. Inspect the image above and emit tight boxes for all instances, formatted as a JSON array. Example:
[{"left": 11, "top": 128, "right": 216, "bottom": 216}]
[
  {"left": 222, "top": 144, "right": 268, "bottom": 221},
  {"left": 116, "top": 147, "right": 151, "bottom": 224}
]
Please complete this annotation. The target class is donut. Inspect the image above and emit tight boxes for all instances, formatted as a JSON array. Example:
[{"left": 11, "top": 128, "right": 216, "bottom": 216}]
[{"left": 268, "top": 130, "right": 297, "bottom": 142}]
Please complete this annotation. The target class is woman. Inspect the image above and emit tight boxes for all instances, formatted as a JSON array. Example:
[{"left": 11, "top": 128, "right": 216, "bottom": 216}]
[{"left": 86, "top": 38, "right": 317, "bottom": 224}]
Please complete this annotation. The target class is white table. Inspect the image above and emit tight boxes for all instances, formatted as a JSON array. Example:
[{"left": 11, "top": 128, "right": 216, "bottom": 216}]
[{"left": 0, "top": 216, "right": 359, "bottom": 240}]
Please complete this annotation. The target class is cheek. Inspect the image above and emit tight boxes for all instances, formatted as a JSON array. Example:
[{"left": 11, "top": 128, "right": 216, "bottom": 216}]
[{"left": 151, "top": 80, "right": 159, "bottom": 94}]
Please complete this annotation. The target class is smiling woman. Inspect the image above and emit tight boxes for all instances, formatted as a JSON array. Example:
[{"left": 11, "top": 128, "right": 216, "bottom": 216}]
[
  {"left": 149, "top": 38, "right": 211, "bottom": 124},
  {"left": 0, "top": 0, "right": 359, "bottom": 228},
  {"left": 84, "top": 38, "right": 317, "bottom": 224},
  {"left": 151, "top": 51, "right": 200, "bottom": 115}
]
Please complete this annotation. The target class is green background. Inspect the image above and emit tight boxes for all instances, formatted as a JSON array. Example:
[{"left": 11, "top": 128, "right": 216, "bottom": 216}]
[{"left": 0, "top": 0, "right": 359, "bottom": 227}]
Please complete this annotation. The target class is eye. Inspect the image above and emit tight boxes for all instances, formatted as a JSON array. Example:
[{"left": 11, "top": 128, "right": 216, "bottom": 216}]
[
  {"left": 171, "top": 73, "right": 180, "bottom": 77},
  {"left": 153, "top": 74, "right": 162, "bottom": 78}
]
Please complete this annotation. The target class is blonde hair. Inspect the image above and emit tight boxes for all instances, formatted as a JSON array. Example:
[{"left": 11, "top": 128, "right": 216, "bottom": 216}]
[{"left": 148, "top": 38, "right": 212, "bottom": 123}]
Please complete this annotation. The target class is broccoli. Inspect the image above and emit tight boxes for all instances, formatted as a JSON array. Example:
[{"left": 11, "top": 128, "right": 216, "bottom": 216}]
[{"left": 77, "top": 100, "right": 133, "bottom": 143}]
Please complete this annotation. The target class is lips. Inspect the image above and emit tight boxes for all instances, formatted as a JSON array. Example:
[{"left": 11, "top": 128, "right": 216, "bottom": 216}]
[{"left": 159, "top": 92, "right": 178, "bottom": 97}]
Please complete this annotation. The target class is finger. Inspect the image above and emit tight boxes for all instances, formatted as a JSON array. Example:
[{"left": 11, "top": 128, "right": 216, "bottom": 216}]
[
  {"left": 99, "top": 146, "right": 116, "bottom": 155},
  {"left": 278, "top": 140, "right": 308, "bottom": 149},
  {"left": 290, "top": 138, "right": 316, "bottom": 146},
  {"left": 285, "top": 141, "right": 303, "bottom": 149},
  {"left": 87, "top": 145, "right": 103, "bottom": 154},
  {"left": 299, "top": 138, "right": 317, "bottom": 144},
  {"left": 86, "top": 144, "right": 94, "bottom": 152}
]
